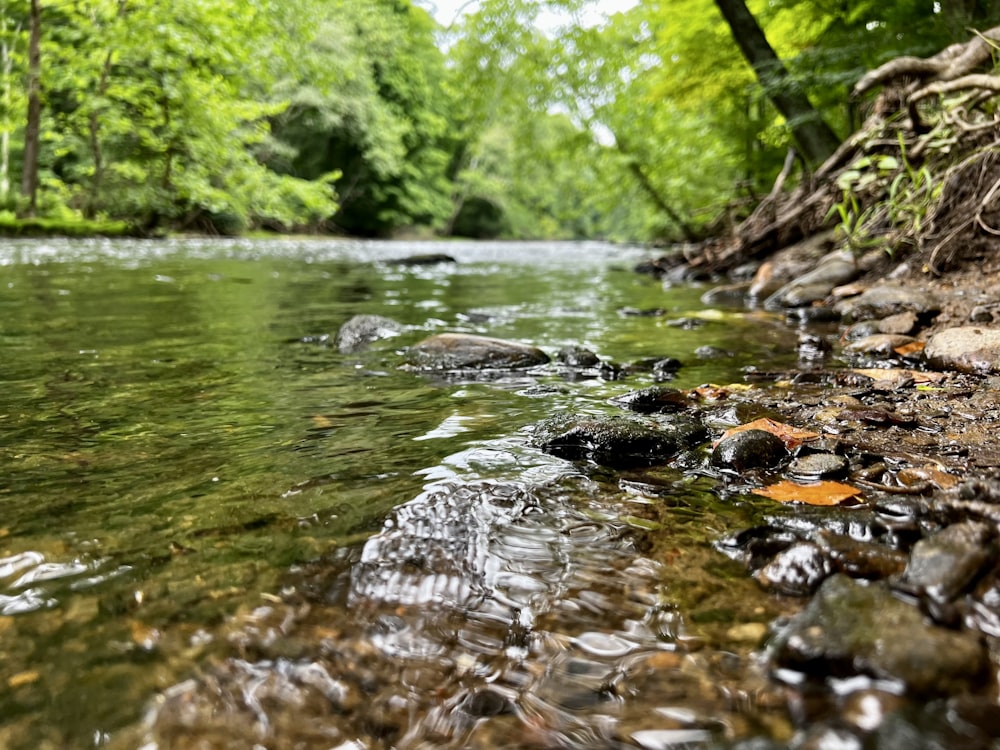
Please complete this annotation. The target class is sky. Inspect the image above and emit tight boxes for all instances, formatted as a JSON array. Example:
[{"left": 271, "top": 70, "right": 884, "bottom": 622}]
[{"left": 415, "top": 0, "right": 639, "bottom": 30}]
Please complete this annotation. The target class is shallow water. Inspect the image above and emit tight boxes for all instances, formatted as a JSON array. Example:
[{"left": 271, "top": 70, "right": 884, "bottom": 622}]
[{"left": 0, "top": 238, "right": 804, "bottom": 748}]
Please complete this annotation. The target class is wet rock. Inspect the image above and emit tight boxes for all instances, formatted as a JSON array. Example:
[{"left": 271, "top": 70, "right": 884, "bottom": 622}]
[
  {"left": 754, "top": 541, "right": 830, "bottom": 596},
  {"left": 844, "top": 334, "right": 919, "bottom": 357},
  {"left": 534, "top": 413, "right": 708, "bottom": 468},
  {"left": 787, "top": 453, "right": 848, "bottom": 481},
  {"left": 695, "top": 345, "right": 733, "bottom": 359},
  {"left": 390, "top": 253, "right": 456, "bottom": 266},
  {"left": 700, "top": 283, "right": 750, "bottom": 307},
  {"left": 764, "top": 253, "right": 858, "bottom": 310},
  {"left": 771, "top": 574, "right": 987, "bottom": 695},
  {"left": 784, "top": 306, "right": 842, "bottom": 324},
  {"left": 924, "top": 326, "right": 1000, "bottom": 373},
  {"left": 878, "top": 311, "right": 919, "bottom": 336},
  {"left": 815, "top": 532, "right": 908, "bottom": 580},
  {"left": 835, "top": 285, "right": 940, "bottom": 323},
  {"left": 653, "top": 357, "right": 684, "bottom": 380},
  {"left": 405, "top": 333, "right": 550, "bottom": 370},
  {"left": 711, "top": 429, "right": 788, "bottom": 472},
  {"left": 556, "top": 345, "right": 601, "bottom": 368},
  {"left": 618, "top": 306, "right": 665, "bottom": 317},
  {"left": 897, "top": 521, "right": 996, "bottom": 603},
  {"left": 335, "top": 314, "right": 405, "bottom": 353},
  {"left": 610, "top": 386, "right": 690, "bottom": 414}
]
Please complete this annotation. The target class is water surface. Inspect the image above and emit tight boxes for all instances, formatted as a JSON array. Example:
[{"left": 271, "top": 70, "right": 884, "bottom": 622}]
[{"left": 0, "top": 238, "right": 801, "bottom": 748}]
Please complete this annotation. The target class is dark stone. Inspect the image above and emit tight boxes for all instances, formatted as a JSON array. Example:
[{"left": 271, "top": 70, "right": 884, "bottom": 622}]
[
  {"left": 534, "top": 414, "right": 708, "bottom": 469},
  {"left": 390, "top": 253, "right": 457, "bottom": 266},
  {"left": 770, "top": 574, "right": 988, "bottom": 695},
  {"left": 897, "top": 521, "right": 996, "bottom": 603},
  {"left": 556, "top": 346, "right": 601, "bottom": 368},
  {"left": 711, "top": 429, "right": 788, "bottom": 472},
  {"left": 815, "top": 532, "right": 908, "bottom": 580},
  {"left": 787, "top": 453, "right": 848, "bottom": 481},
  {"left": 609, "top": 386, "right": 690, "bottom": 414},
  {"left": 652, "top": 357, "right": 683, "bottom": 381},
  {"left": 700, "top": 283, "right": 750, "bottom": 307},
  {"left": 405, "top": 333, "right": 550, "bottom": 370},
  {"left": 462, "top": 689, "right": 512, "bottom": 717},
  {"left": 754, "top": 541, "right": 830, "bottom": 596},
  {"left": 335, "top": 314, "right": 405, "bottom": 353}
]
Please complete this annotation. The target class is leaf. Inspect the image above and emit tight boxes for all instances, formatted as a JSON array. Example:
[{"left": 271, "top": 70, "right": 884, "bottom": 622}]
[
  {"left": 757, "top": 480, "right": 861, "bottom": 506},
  {"left": 893, "top": 341, "right": 925, "bottom": 356},
  {"left": 720, "top": 418, "right": 819, "bottom": 450}
]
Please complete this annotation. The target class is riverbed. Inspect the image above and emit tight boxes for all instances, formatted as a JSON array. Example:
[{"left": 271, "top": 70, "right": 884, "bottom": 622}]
[{"left": 0, "top": 238, "right": 990, "bottom": 749}]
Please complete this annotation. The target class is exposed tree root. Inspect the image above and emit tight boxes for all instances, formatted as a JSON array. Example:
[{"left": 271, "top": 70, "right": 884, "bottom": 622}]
[{"left": 680, "top": 25, "right": 1000, "bottom": 278}]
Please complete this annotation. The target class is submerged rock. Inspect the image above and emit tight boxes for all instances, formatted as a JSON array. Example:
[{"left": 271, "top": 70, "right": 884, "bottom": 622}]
[
  {"left": 924, "top": 326, "right": 1000, "bottom": 373},
  {"left": 771, "top": 574, "right": 987, "bottom": 695},
  {"left": 335, "top": 314, "right": 405, "bottom": 353},
  {"left": 533, "top": 413, "right": 707, "bottom": 468},
  {"left": 406, "top": 333, "right": 550, "bottom": 370},
  {"left": 390, "top": 253, "right": 457, "bottom": 266}
]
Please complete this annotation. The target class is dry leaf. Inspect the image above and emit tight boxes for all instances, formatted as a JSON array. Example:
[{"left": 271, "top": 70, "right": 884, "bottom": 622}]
[
  {"left": 720, "top": 418, "right": 819, "bottom": 450},
  {"left": 8, "top": 670, "right": 40, "bottom": 688},
  {"left": 757, "top": 480, "right": 861, "bottom": 506},
  {"left": 893, "top": 341, "right": 926, "bottom": 356}
]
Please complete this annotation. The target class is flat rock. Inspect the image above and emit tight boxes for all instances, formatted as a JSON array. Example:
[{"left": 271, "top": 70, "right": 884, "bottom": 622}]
[
  {"left": 898, "top": 521, "right": 996, "bottom": 603},
  {"left": 335, "top": 314, "right": 405, "bottom": 353},
  {"left": 924, "top": 326, "right": 1000, "bottom": 373},
  {"left": 533, "top": 413, "right": 708, "bottom": 469},
  {"left": 844, "top": 334, "right": 918, "bottom": 356},
  {"left": 764, "top": 253, "right": 859, "bottom": 310},
  {"left": 878, "top": 311, "right": 919, "bottom": 336},
  {"left": 771, "top": 574, "right": 987, "bottom": 695},
  {"left": 406, "top": 333, "right": 550, "bottom": 370},
  {"left": 835, "top": 285, "right": 940, "bottom": 322}
]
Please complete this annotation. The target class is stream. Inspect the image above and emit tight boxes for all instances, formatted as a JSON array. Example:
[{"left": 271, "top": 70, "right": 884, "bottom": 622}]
[{"left": 0, "top": 238, "right": 982, "bottom": 749}]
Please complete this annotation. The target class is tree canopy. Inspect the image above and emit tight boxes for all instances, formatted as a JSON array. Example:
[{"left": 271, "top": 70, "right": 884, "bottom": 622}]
[{"left": 1, "top": 0, "right": 998, "bottom": 240}]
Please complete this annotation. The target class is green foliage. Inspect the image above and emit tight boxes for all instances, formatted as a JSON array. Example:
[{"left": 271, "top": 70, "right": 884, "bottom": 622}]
[{"left": 4, "top": 0, "right": 996, "bottom": 240}]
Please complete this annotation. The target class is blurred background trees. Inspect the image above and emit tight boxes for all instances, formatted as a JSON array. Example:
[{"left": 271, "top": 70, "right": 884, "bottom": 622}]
[{"left": 0, "top": 0, "right": 997, "bottom": 240}]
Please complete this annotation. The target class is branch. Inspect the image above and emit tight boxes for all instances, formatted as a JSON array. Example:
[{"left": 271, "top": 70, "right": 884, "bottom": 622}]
[{"left": 853, "top": 26, "right": 1000, "bottom": 99}]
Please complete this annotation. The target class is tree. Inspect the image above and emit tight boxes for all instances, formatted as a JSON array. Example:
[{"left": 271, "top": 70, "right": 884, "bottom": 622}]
[
  {"left": 713, "top": 0, "right": 840, "bottom": 165},
  {"left": 20, "top": 0, "right": 38, "bottom": 214}
]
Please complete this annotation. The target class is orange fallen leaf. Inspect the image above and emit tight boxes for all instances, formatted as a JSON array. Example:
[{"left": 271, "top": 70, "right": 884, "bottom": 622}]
[
  {"left": 311, "top": 415, "right": 334, "bottom": 429},
  {"left": 757, "top": 480, "right": 861, "bottom": 506},
  {"left": 893, "top": 341, "right": 926, "bottom": 356},
  {"left": 720, "top": 418, "right": 820, "bottom": 450}
]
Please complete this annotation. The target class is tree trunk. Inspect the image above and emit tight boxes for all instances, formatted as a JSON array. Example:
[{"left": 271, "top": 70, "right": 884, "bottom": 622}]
[
  {"left": 713, "top": 0, "right": 840, "bottom": 166},
  {"left": 20, "top": 0, "right": 41, "bottom": 216}
]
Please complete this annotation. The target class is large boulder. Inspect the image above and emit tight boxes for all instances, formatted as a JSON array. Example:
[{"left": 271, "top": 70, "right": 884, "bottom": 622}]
[
  {"left": 770, "top": 574, "right": 987, "bottom": 695},
  {"left": 406, "top": 333, "right": 550, "bottom": 370},
  {"left": 924, "top": 326, "right": 1000, "bottom": 373}
]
